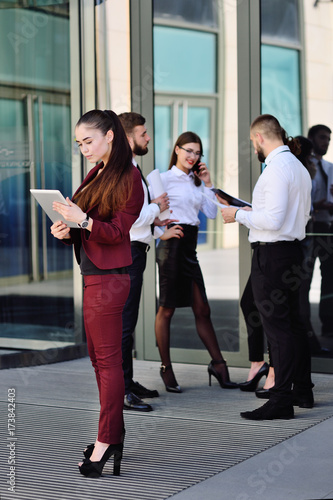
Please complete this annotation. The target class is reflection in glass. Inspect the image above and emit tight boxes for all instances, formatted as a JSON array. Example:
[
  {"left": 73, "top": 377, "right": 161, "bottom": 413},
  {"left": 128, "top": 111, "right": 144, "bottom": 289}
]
[
  {"left": 154, "top": 102, "right": 239, "bottom": 354},
  {"left": 154, "top": 0, "right": 218, "bottom": 28},
  {"left": 0, "top": 2, "right": 74, "bottom": 350},
  {"left": 300, "top": 127, "right": 333, "bottom": 357},
  {"left": 153, "top": 26, "right": 216, "bottom": 94},
  {"left": 261, "top": 44, "right": 301, "bottom": 137},
  {"left": 261, "top": 0, "right": 299, "bottom": 43}
]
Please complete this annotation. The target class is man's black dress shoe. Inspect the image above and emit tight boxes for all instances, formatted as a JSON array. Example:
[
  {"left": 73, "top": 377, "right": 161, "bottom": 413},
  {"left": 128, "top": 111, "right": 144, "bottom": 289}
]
[
  {"left": 255, "top": 387, "right": 271, "bottom": 399},
  {"left": 240, "top": 400, "right": 294, "bottom": 420},
  {"left": 124, "top": 393, "right": 153, "bottom": 412},
  {"left": 130, "top": 381, "right": 159, "bottom": 398}
]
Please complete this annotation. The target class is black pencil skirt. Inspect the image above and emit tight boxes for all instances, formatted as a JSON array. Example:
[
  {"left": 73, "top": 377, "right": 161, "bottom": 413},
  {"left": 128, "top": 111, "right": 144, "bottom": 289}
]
[{"left": 156, "top": 224, "right": 208, "bottom": 308}]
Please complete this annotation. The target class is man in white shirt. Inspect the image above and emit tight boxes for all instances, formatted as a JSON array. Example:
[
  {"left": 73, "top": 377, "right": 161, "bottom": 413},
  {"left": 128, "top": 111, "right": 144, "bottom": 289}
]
[
  {"left": 221, "top": 114, "right": 313, "bottom": 420},
  {"left": 118, "top": 112, "right": 169, "bottom": 412},
  {"left": 307, "top": 125, "right": 333, "bottom": 337}
]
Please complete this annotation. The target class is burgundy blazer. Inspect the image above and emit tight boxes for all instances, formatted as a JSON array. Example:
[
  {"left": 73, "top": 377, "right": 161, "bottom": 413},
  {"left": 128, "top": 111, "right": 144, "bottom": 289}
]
[{"left": 68, "top": 163, "right": 144, "bottom": 270}]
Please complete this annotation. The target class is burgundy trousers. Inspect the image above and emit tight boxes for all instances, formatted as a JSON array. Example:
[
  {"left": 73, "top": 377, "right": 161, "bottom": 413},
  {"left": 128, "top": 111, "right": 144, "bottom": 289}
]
[{"left": 83, "top": 274, "right": 130, "bottom": 444}]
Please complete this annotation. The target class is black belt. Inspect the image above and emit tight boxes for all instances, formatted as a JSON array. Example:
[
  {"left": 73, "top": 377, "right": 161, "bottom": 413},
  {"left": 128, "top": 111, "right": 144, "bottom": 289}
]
[
  {"left": 251, "top": 240, "right": 298, "bottom": 249},
  {"left": 131, "top": 241, "right": 150, "bottom": 253}
]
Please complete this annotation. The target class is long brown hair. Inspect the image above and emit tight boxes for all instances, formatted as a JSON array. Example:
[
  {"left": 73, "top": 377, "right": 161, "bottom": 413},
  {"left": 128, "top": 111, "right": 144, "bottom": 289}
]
[
  {"left": 251, "top": 114, "right": 301, "bottom": 156},
  {"left": 73, "top": 110, "right": 133, "bottom": 218},
  {"left": 168, "top": 131, "right": 203, "bottom": 187}
]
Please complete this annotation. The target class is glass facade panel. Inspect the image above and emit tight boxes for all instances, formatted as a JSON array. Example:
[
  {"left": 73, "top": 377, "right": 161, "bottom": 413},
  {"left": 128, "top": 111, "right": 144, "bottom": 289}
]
[
  {"left": 0, "top": 2, "right": 74, "bottom": 350},
  {"left": 261, "top": 44, "right": 301, "bottom": 136},
  {"left": 153, "top": 26, "right": 216, "bottom": 94},
  {"left": 261, "top": 0, "right": 299, "bottom": 44},
  {"left": 1, "top": 8, "right": 70, "bottom": 90},
  {"left": 154, "top": 0, "right": 218, "bottom": 28},
  {"left": 150, "top": 0, "right": 240, "bottom": 366},
  {"left": 154, "top": 105, "right": 172, "bottom": 173}
]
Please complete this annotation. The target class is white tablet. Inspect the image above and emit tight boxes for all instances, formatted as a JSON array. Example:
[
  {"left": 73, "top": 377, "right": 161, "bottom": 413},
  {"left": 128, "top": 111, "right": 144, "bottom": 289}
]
[{"left": 30, "top": 189, "right": 77, "bottom": 228}]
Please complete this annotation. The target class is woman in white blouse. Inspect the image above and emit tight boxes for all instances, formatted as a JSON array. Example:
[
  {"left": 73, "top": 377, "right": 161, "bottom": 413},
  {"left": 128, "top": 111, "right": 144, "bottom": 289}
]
[{"left": 153, "top": 131, "right": 238, "bottom": 393}]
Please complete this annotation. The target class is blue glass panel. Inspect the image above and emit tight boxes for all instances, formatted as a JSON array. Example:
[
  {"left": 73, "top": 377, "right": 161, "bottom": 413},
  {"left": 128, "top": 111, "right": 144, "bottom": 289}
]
[
  {"left": 154, "top": 26, "right": 216, "bottom": 93},
  {"left": 0, "top": 99, "right": 30, "bottom": 278},
  {"left": 261, "top": 44, "right": 301, "bottom": 136},
  {"left": 0, "top": 3, "right": 73, "bottom": 346},
  {"left": 36, "top": 102, "right": 72, "bottom": 274},
  {"left": 0, "top": 9, "right": 70, "bottom": 91}
]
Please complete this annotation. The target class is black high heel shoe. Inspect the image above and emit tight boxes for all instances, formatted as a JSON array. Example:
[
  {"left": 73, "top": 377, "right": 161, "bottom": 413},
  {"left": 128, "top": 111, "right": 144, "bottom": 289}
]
[
  {"left": 83, "top": 428, "right": 126, "bottom": 459},
  {"left": 208, "top": 360, "right": 239, "bottom": 389},
  {"left": 160, "top": 364, "right": 182, "bottom": 393},
  {"left": 83, "top": 443, "right": 94, "bottom": 459},
  {"left": 79, "top": 443, "right": 123, "bottom": 478},
  {"left": 239, "top": 362, "right": 269, "bottom": 392}
]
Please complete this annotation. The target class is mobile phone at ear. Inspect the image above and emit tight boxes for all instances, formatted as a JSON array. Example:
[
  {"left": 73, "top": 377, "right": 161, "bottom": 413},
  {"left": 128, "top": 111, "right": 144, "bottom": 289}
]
[{"left": 192, "top": 160, "right": 201, "bottom": 174}]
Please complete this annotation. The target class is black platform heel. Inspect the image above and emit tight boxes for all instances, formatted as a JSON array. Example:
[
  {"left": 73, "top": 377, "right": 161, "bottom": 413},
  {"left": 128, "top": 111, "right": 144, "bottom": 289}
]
[
  {"left": 83, "top": 443, "right": 94, "bottom": 459},
  {"left": 83, "top": 428, "right": 126, "bottom": 459},
  {"left": 160, "top": 364, "right": 182, "bottom": 393},
  {"left": 239, "top": 362, "right": 269, "bottom": 392},
  {"left": 79, "top": 443, "right": 123, "bottom": 478},
  {"left": 208, "top": 359, "right": 239, "bottom": 389}
]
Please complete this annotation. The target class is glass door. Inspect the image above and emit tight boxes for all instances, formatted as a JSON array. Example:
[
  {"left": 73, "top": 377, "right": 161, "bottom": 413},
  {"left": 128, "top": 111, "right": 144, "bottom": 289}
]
[
  {"left": 0, "top": 2, "right": 74, "bottom": 350},
  {"left": 152, "top": 96, "right": 239, "bottom": 361}
]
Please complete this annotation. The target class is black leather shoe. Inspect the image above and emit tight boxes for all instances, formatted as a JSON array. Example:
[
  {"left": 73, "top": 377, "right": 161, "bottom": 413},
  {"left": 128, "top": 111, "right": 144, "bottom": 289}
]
[
  {"left": 124, "top": 393, "right": 153, "bottom": 412},
  {"left": 255, "top": 387, "right": 272, "bottom": 399},
  {"left": 130, "top": 381, "right": 159, "bottom": 398},
  {"left": 240, "top": 400, "right": 294, "bottom": 420}
]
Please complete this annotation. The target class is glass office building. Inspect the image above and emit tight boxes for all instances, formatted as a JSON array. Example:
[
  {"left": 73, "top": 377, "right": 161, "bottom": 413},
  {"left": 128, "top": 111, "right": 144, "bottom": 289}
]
[
  {"left": 1, "top": 0, "right": 332, "bottom": 373},
  {"left": 0, "top": 2, "right": 76, "bottom": 362}
]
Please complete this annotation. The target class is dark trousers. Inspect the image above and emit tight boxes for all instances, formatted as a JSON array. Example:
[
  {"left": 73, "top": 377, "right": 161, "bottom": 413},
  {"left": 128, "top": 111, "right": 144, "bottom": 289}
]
[
  {"left": 298, "top": 224, "right": 323, "bottom": 353},
  {"left": 300, "top": 222, "right": 333, "bottom": 335},
  {"left": 84, "top": 274, "right": 130, "bottom": 443},
  {"left": 241, "top": 276, "right": 268, "bottom": 363},
  {"left": 251, "top": 242, "right": 312, "bottom": 406},
  {"left": 122, "top": 244, "right": 147, "bottom": 394}
]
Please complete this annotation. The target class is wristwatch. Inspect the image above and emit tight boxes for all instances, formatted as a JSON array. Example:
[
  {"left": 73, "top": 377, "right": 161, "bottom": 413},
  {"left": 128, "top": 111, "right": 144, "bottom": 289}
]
[{"left": 78, "top": 214, "right": 89, "bottom": 229}]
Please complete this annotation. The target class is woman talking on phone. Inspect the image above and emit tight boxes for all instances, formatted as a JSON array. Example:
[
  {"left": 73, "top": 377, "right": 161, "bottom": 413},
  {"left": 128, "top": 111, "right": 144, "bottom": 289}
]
[
  {"left": 152, "top": 131, "right": 238, "bottom": 393},
  {"left": 50, "top": 110, "right": 143, "bottom": 477}
]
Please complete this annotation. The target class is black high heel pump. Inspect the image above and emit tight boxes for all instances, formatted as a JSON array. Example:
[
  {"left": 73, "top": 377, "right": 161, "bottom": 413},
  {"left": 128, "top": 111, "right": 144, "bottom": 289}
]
[
  {"left": 239, "top": 362, "right": 269, "bottom": 392},
  {"left": 208, "top": 360, "right": 239, "bottom": 389},
  {"left": 160, "top": 364, "right": 182, "bottom": 393},
  {"left": 79, "top": 443, "right": 123, "bottom": 478},
  {"left": 83, "top": 428, "right": 126, "bottom": 459}
]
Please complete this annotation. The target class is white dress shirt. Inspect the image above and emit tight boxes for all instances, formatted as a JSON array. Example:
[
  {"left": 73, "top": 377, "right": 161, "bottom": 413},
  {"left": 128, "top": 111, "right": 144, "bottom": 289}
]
[
  {"left": 236, "top": 146, "right": 312, "bottom": 243},
  {"left": 130, "top": 160, "right": 161, "bottom": 244},
  {"left": 151, "top": 165, "right": 217, "bottom": 226}
]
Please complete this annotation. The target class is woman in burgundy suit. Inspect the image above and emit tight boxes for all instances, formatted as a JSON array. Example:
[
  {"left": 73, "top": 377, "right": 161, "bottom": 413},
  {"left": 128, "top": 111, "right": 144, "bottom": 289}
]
[{"left": 51, "top": 110, "right": 143, "bottom": 478}]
